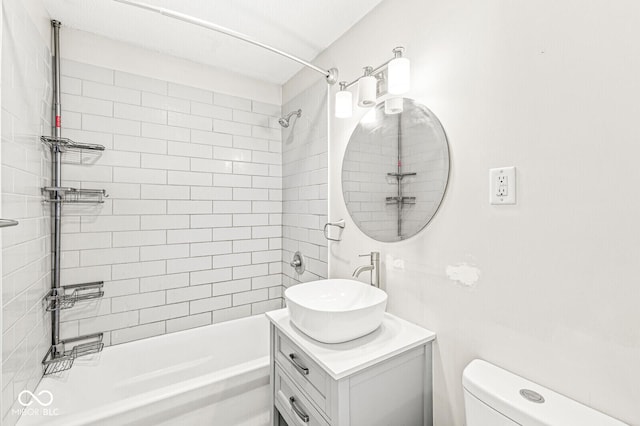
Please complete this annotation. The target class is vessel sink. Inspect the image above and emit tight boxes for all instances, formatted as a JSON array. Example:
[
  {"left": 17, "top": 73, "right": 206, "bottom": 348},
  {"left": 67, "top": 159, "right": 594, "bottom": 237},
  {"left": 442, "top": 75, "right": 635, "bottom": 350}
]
[{"left": 285, "top": 279, "right": 388, "bottom": 343}]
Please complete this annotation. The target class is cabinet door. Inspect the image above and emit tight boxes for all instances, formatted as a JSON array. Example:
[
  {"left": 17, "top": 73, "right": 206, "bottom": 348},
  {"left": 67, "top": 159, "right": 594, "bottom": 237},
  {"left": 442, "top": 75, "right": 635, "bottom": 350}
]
[{"left": 345, "top": 345, "right": 429, "bottom": 426}]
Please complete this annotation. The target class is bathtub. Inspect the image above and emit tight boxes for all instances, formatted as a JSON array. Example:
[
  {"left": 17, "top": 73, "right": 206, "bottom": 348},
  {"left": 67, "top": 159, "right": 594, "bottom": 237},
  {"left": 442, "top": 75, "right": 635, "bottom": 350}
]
[{"left": 17, "top": 315, "right": 270, "bottom": 426}]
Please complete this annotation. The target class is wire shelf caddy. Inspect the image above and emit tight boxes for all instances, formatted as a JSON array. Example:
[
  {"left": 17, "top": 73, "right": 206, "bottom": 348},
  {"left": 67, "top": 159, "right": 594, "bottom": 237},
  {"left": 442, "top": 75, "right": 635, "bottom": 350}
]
[
  {"left": 45, "top": 281, "right": 104, "bottom": 312},
  {"left": 43, "top": 187, "right": 108, "bottom": 204},
  {"left": 40, "top": 136, "right": 106, "bottom": 151},
  {"left": 42, "top": 333, "right": 104, "bottom": 376}
]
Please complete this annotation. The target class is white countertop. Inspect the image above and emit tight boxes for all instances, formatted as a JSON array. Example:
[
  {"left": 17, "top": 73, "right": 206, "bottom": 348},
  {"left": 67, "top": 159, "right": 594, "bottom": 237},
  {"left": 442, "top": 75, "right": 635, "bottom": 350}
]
[{"left": 266, "top": 308, "right": 436, "bottom": 380}]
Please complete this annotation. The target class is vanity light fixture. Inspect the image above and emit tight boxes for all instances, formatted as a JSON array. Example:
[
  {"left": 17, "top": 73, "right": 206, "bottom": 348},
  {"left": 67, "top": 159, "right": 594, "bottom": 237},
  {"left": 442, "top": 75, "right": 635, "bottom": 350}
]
[
  {"left": 334, "top": 46, "right": 410, "bottom": 118},
  {"left": 335, "top": 82, "right": 353, "bottom": 118}
]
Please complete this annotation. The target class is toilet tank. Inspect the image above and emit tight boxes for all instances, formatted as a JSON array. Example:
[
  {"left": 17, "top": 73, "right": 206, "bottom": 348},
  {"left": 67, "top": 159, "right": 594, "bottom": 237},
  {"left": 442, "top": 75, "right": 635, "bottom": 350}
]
[{"left": 462, "top": 359, "right": 628, "bottom": 426}]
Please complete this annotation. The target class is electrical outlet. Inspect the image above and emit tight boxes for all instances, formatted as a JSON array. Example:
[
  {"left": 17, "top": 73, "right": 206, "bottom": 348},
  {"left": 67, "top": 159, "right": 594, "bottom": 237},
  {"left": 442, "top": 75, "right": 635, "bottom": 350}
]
[
  {"left": 490, "top": 167, "right": 516, "bottom": 204},
  {"left": 496, "top": 175, "right": 508, "bottom": 196}
]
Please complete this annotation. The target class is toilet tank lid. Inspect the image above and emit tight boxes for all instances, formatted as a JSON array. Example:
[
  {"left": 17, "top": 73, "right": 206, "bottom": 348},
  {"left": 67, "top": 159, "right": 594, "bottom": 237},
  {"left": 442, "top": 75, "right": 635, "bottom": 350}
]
[{"left": 462, "top": 359, "right": 628, "bottom": 426}]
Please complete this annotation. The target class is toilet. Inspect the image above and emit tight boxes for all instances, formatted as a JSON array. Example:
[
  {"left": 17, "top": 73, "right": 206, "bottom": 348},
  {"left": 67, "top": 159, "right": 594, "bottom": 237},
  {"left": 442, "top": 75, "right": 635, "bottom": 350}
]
[{"left": 462, "top": 359, "right": 628, "bottom": 426}]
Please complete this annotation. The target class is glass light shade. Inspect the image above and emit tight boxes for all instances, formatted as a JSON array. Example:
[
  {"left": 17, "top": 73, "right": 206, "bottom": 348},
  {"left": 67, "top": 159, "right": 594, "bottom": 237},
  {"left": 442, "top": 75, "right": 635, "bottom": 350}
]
[
  {"left": 388, "top": 57, "right": 410, "bottom": 95},
  {"left": 335, "top": 90, "right": 353, "bottom": 118},
  {"left": 357, "top": 75, "right": 377, "bottom": 107},
  {"left": 385, "top": 97, "right": 403, "bottom": 114}
]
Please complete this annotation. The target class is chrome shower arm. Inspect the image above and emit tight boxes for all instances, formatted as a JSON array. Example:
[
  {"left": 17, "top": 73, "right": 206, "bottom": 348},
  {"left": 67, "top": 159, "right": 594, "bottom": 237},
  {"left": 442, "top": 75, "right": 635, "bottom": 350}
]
[
  {"left": 283, "top": 109, "right": 302, "bottom": 120},
  {"left": 113, "top": 0, "right": 338, "bottom": 84}
]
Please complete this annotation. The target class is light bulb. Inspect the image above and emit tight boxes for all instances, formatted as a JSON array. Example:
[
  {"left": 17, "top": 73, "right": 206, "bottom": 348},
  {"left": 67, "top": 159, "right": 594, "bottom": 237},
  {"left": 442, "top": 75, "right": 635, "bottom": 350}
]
[
  {"left": 385, "top": 97, "right": 403, "bottom": 114},
  {"left": 335, "top": 82, "right": 352, "bottom": 118},
  {"left": 388, "top": 47, "right": 410, "bottom": 95}
]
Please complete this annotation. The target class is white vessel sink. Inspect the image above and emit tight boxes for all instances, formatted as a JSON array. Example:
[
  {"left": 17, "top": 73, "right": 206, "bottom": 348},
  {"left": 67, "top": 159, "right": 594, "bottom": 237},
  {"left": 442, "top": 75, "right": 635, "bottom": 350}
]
[{"left": 285, "top": 279, "right": 388, "bottom": 344}]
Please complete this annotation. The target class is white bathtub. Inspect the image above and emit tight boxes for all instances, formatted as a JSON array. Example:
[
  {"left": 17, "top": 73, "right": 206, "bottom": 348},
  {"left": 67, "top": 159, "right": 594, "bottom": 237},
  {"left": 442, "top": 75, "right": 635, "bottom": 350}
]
[{"left": 17, "top": 315, "right": 271, "bottom": 426}]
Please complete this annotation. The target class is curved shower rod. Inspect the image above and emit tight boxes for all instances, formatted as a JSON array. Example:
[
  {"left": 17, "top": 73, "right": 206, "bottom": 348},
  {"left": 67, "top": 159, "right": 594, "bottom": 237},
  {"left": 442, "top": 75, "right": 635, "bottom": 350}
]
[{"left": 113, "top": 0, "right": 339, "bottom": 84}]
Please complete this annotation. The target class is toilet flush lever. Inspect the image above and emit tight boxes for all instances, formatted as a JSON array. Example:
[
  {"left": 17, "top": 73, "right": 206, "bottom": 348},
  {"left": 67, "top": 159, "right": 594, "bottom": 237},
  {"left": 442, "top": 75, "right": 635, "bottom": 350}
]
[{"left": 520, "top": 389, "right": 545, "bottom": 403}]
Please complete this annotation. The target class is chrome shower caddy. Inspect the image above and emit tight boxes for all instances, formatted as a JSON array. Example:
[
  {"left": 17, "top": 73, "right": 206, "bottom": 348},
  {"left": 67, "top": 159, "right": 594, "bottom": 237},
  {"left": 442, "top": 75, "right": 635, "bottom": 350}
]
[{"left": 41, "top": 21, "right": 107, "bottom": 375}]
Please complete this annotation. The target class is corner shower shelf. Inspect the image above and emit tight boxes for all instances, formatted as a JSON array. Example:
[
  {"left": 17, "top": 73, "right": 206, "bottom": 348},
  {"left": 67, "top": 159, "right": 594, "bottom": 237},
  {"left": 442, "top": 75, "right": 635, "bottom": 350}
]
[
  {"left": 42, "top": 333, "right": 104, "bottom": 376},
  {"left": 43, "top": 187, "right": 109, "bottom": 204},
  {"left": 45, "top": 281, "right": 104, "bottom": 312},
  {"left": 40, "top": 136, "right": 106, "bottom": 151}
]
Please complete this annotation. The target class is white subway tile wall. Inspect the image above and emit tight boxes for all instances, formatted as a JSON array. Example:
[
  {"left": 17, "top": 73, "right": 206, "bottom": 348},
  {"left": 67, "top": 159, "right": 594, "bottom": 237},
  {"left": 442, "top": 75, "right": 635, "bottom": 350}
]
[
  {"left": 1, "top": 1, "right": 52, "bottom": 424},
  {"left": 282, "top": 81, "right": 328, "bottom": 287},
  {"left": 57, "top": 60, "right": 284, "bottom": 347}
]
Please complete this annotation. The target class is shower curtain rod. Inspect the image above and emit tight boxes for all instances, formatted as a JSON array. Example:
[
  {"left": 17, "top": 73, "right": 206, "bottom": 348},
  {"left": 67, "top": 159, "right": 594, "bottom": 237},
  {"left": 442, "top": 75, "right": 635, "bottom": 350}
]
[{"left": 113, "top": 0, "right": 339, "bottom": 84}]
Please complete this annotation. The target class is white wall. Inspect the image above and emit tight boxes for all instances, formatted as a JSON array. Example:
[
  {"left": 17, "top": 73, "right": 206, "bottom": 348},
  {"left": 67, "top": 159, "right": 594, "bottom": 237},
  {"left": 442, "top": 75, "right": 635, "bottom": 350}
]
[
  {"left": 285, "top": 0, "right": 640, "bottom": 424},
  {"left": 1, "top": 0, "right": 52, "bottom": 424}
]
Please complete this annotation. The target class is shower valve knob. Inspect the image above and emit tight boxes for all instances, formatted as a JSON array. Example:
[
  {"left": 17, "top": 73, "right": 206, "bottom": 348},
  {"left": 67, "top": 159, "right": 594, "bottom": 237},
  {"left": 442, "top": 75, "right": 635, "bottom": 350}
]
[{"left": 290, "top": 251, "right": 305, "bottom": 274}]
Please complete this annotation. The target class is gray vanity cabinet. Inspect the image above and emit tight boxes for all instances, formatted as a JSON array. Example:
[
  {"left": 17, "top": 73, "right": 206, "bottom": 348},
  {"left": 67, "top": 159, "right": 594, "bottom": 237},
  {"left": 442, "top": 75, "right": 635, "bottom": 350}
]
[{"left": 266, "top": 309, "right": 435, "bottom": 426}]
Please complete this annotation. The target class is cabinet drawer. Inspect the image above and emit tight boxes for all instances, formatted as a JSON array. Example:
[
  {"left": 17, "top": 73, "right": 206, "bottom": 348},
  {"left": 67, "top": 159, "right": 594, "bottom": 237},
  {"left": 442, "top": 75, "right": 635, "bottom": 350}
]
[
  {"left": 275, "top": 330, "right": 330, "bottom": 415},
  {"left": 275, "top": 364, "right": 330, "bottom": 426}
]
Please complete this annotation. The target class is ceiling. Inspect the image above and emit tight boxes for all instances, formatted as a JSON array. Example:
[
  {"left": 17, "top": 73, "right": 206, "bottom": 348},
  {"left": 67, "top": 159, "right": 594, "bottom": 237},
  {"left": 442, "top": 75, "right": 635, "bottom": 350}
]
[{"left": 42, "top": 0, "right": 384, "bottom": 85}]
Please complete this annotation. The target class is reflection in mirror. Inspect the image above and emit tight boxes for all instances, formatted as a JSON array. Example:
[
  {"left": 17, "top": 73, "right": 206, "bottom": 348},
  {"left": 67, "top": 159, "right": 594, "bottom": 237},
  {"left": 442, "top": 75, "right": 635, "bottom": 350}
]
[{"left": 341, "top": 98, "right": 449, "bottom": 242}]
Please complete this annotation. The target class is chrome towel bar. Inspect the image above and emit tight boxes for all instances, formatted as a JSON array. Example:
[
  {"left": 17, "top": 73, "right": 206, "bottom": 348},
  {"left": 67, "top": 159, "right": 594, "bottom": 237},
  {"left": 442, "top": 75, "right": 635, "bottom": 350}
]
[{"left": 323, "top": 219, "right": 345, "bottom": 241}]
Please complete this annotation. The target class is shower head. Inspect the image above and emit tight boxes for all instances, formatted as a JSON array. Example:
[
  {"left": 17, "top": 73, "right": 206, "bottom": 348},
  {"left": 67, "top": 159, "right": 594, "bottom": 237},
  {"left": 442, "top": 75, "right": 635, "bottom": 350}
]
[{"left": 278, "top": 109, "right": 302, "bottom": 128}]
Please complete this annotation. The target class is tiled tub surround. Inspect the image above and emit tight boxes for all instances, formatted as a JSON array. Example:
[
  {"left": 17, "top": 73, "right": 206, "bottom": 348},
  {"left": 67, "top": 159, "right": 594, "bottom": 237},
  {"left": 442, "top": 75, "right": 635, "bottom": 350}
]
[
  {"left": 1, "top": 0, "right": 52, "bottom": 424},
  {"left": 57, "top": 60, "right": 284, "bottom": 346},
  {"left": 281, "top": 80, "right": 328, "bottom": 287}
]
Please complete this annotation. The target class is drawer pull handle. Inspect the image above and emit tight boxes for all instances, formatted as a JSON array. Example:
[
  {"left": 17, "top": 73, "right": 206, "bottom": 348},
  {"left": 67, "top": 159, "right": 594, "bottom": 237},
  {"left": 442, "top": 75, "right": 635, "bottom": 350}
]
[
  {"left": 289, "top": 396, "right": 310, "bottom": 423},
  {"left": 288, "top": 353, "right": 309, "bottom": 375}
]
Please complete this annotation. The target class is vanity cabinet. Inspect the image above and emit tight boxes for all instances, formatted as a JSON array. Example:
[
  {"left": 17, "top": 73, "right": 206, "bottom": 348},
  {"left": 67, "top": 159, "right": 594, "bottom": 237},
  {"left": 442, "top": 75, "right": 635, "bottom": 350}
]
[{"left": 266, "top": 309, "right": 436, "bottom": 426}]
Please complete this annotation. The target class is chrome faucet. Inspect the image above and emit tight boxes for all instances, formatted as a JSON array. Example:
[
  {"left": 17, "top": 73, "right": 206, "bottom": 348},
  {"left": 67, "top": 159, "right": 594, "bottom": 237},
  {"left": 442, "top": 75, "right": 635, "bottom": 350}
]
[{"left": 352, "top": 252, "right": 380, "bottom": 287}]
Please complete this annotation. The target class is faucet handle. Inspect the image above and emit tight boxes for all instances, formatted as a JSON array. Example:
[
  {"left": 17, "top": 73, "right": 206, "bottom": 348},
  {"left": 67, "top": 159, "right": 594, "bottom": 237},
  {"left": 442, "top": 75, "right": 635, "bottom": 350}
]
[{"left": 359, "top": 251, "right": 380, "bottom": 260}]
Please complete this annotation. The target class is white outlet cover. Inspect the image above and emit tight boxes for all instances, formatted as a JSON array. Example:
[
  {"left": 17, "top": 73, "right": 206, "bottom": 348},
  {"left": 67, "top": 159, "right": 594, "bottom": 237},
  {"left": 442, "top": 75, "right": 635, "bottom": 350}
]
[{"left": 490, "top": 166, "right": 516, "bottom": 205}]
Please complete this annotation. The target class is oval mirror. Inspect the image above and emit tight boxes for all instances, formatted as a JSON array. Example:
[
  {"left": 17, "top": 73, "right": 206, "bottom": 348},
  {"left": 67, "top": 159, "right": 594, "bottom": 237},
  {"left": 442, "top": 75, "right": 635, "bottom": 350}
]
[{"left": 341, "top": 98, "right": 450, "bottom": 242}]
